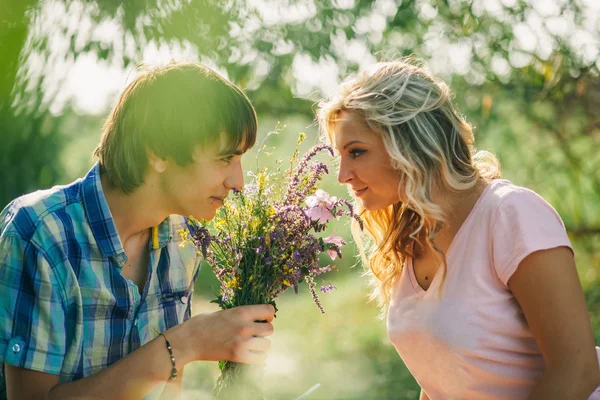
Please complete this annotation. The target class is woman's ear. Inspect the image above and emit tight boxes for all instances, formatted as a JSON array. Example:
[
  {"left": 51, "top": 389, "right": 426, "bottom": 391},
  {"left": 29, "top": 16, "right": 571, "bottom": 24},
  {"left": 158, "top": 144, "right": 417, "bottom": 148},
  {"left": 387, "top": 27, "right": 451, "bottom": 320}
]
[{"left": 148, "top": 151, "right": 168, "bottom": 173}]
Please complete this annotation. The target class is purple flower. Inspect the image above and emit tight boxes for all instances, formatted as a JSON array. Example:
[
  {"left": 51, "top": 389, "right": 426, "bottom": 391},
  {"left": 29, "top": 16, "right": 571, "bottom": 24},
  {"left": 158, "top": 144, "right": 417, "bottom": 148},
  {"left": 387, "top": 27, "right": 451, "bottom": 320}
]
[
  {"left": 320, "top": 285, "right": 335, "bottom": 294},
  {"left": 285, "top": 144, "right": 334, "bottom": 205},
  {"left": 293, "top": 250, "right": 302, "bottom": 261}
]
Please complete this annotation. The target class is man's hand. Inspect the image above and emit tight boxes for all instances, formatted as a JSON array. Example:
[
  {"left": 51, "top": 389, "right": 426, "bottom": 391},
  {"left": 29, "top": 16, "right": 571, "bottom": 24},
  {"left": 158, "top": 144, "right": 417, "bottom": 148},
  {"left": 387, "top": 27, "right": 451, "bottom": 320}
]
[{"left": 173, "top": 304, "right": 275, "bottom": 365}]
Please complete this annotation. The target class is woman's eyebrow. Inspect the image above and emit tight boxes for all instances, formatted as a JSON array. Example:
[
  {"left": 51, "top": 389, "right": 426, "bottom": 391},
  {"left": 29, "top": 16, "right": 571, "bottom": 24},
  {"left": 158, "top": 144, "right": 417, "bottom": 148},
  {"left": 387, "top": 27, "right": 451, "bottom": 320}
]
[{"left": 343, "top": 140, "right": 366, "bottom": 149}]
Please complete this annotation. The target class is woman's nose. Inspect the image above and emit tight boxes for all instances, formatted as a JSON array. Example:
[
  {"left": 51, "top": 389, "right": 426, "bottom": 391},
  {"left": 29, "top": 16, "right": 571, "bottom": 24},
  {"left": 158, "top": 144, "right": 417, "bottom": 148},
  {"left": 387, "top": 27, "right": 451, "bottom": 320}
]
[{"left": 337, "top": 158, "right": 354, "bottom": 184}]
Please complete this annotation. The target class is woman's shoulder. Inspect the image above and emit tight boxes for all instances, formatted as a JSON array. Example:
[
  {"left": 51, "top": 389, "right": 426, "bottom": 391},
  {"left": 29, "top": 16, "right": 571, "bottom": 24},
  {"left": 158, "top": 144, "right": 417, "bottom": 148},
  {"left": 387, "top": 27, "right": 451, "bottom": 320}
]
[
  {"left": 483, "top": 178, "right": 566, "bottom": 230},
  {"left": 483, "top": 179, "right": 556, "bottom": 213}
]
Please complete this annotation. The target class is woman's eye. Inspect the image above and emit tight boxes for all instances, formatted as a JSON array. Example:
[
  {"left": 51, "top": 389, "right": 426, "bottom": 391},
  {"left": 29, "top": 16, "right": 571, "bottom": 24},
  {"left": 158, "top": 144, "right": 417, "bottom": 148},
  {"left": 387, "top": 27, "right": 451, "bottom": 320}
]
[
  {"left": 220, "top": 156, "right": 233, "bottom": 164},
  {"left": 349, "top": 149, "right": 365, "bottom": 158}
]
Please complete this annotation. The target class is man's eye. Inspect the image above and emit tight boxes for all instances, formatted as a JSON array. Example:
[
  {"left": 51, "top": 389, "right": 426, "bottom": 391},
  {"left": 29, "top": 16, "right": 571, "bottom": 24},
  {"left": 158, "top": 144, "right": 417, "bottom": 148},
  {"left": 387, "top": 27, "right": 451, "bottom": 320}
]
[{"left": 349, "top": 149, "right": 365, "bottom": 158}]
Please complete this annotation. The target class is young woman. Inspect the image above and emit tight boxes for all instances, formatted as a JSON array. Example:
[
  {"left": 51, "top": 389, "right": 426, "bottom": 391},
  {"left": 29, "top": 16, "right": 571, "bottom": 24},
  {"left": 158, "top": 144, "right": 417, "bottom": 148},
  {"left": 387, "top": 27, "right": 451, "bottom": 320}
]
[{"left": 318, "top": 58, "right": 600, "bottom": 400}]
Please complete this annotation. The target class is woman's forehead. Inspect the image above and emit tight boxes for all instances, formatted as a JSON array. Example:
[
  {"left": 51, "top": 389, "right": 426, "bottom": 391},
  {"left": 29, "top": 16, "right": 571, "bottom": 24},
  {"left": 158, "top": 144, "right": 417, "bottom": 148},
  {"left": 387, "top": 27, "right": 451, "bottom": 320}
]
[{"left": 332, "top": 112, "right": 377, "bottom": 144}]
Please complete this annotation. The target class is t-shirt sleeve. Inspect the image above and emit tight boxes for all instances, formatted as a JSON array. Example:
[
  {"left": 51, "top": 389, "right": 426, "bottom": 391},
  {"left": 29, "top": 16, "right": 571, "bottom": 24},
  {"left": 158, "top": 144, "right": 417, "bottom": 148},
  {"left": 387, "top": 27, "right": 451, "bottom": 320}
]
[
  {"left": 491, "top": 189, "right": 573, "bottom": 286},
  {"left": 0, "top": 235, "right": 67, "bottom": 375}
]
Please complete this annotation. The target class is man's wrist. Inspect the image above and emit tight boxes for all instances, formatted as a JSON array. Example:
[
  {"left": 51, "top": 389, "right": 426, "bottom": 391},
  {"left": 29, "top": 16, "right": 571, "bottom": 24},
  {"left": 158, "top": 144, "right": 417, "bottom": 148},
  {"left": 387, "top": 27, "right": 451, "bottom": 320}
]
[{"left": 166, "top": 321, "right": 195, "bottom": 366}]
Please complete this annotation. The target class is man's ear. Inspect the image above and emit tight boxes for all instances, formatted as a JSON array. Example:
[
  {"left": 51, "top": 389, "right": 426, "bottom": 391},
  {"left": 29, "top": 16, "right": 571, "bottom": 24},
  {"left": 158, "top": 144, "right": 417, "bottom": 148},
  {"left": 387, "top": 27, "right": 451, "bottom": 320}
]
[{"left": 148, "top": 151, "right": 168, "bottom": 173}]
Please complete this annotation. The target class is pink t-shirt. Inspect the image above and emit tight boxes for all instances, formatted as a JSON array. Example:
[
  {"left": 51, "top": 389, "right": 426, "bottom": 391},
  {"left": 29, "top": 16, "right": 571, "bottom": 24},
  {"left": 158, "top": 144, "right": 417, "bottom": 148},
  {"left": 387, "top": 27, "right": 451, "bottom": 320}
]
[{"left": 387, "top": 179, "right": 600, "bottom": 400}]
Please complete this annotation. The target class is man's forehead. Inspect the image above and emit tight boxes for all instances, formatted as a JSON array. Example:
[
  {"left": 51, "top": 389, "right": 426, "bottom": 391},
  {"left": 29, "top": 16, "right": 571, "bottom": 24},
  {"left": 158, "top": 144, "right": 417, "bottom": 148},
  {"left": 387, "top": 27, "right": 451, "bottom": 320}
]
[{"left": 218, "top": 132, "right": 246, "bottom": 155}]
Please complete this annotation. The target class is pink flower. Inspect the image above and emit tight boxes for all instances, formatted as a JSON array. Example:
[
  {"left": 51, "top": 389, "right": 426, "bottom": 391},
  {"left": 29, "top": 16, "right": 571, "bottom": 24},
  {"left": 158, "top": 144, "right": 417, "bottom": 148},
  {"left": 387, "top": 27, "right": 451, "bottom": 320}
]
[
  {"left": 323, "top": 230, "right": 345, "bottom": 260},
  {"left": 305, "top": 190, "right": 337, "bottom": 224}
]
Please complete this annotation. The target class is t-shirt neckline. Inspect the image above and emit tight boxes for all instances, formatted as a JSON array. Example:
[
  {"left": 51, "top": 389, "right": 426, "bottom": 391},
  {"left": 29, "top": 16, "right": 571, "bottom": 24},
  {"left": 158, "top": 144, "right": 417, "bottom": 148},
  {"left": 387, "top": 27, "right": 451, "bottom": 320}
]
[{"left": 407, "top": 180, "right": 497, "bottom": 295}]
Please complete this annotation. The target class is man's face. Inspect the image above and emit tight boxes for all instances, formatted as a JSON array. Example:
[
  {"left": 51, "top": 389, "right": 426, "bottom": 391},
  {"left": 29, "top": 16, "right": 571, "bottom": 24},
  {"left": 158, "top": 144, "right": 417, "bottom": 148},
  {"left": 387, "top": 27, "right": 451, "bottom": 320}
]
[{"left": 161, "top": 138, "right": 245, "bottom": 220}]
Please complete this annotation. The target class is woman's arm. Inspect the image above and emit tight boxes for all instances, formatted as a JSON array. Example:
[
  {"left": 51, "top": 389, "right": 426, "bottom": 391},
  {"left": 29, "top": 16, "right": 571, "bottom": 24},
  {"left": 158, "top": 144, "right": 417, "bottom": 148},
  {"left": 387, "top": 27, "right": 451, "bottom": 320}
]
[
  {"left": 508, "top": 247, "right": 600, "bottom": 400},
  {"left": 419, "top": 388, "right": 430, "bottom": 400}
]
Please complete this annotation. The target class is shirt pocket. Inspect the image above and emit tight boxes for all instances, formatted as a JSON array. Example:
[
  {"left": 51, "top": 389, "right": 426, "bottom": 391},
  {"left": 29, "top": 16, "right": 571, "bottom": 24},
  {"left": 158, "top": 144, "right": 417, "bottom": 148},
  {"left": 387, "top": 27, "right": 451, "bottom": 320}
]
[{"left": 157, "top": 288, "right": 193, "bottom": 328}]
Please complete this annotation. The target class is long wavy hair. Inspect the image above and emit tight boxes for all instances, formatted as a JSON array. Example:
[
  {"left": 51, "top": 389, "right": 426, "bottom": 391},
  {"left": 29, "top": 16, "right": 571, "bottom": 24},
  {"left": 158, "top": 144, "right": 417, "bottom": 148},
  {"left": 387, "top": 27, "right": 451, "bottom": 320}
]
[{"left": 317, "top": 58, "right": 501, "bottom": 314}]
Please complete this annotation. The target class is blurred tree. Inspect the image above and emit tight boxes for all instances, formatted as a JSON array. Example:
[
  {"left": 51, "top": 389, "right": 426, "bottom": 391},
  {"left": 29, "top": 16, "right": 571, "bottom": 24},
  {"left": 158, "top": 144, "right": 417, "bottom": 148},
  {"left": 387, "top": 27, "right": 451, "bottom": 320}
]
[
  {"left": 1, "top": 0, "right": 63, "bottom": 207},
  {"left": 1, "top": 0, "right": 598, "bottom": 243}
]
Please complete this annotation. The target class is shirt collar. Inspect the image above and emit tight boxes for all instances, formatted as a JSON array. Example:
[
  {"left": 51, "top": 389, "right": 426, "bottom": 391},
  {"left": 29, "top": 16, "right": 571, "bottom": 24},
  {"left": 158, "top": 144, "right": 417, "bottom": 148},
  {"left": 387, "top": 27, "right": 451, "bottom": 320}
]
[
  {"left": 82, "top": 162, "right": 172, "bottom": 258},
  {"left": 82, "top": 162, "right": 125, "bottom": 258},
  {"left": 151, "top": 217, "right": 172, "bottom": 250}
]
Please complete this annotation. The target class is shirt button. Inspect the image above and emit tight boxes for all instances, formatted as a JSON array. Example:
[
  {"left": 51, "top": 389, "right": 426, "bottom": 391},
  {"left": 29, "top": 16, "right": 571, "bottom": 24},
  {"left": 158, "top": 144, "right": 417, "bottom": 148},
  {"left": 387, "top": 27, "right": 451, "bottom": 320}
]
[
  {"left": 180, "top": 295, "right": 188, "bottom": 304},
  {"left": 12, "top": 344, "right": 21, "bottom": 353},
  {"left": 134, "top": 319, "right": 138, "bottom": 326}
]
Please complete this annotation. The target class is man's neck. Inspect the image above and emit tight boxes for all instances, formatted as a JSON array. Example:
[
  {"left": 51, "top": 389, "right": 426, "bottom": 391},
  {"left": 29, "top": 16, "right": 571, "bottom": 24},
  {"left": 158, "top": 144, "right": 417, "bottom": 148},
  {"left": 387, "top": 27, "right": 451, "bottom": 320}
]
[{"left": 100, "top": 173, "right": 169, "bottom": 244}]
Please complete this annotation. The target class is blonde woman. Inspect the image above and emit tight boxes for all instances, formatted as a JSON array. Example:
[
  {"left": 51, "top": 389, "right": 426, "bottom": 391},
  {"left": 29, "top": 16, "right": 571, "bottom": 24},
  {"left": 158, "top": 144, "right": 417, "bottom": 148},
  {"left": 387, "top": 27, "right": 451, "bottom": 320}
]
[{"left": 318, "top": 59, "right": 600, "bottom": 400}]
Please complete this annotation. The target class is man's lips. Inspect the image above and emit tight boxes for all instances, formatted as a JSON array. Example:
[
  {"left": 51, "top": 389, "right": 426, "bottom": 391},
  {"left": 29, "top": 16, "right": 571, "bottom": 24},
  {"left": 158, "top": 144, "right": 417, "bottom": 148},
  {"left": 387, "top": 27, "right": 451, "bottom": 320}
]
[{"left": 210, "top": 196, "right": 225, "bottom": 204}]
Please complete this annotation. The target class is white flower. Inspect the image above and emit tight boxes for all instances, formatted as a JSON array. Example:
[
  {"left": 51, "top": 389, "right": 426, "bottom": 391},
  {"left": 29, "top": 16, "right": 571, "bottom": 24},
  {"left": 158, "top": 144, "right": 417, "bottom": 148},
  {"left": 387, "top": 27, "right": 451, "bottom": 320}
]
[
  {"left": 323, "top": 230, "right": 345, "bottom": 260},
  {"left": 305, "top": 190, "right": 337, "bottom": 224}
]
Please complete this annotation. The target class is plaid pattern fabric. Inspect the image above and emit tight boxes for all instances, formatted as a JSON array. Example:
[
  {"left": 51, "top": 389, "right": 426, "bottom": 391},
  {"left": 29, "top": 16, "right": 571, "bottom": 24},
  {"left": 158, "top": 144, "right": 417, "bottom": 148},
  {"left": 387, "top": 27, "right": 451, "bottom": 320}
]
[{"left": 0, "top": 163, "right": 201, "bottom": 398}]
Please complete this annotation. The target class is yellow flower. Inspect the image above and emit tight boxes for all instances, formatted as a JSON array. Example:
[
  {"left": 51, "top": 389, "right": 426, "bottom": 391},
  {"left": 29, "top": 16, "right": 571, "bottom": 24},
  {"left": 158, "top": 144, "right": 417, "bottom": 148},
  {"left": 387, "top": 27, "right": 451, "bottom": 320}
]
[
  {"left": 257, "top": 172, "right": 267, "bottom": 191},
  {"left": 213, "top": 221, "right": 224, "bottom": 230},
  {"left": 227, "top": 278, "right": 239, "bottom": 289},
  {"left": 178, "top": 228, "right": 189, "bottom": 241},
  {"left": 283, "top": 279, "right": 291, "bottom": 287}
]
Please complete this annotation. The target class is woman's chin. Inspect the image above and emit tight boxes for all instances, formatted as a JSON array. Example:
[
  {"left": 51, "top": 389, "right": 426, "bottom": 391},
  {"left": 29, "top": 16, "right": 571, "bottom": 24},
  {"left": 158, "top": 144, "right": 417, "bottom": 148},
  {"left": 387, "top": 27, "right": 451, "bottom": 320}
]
[
  {"left": 359, "top": 199, "right": 395, "bottom": 212},
  {"left": 359, "top": 200, "right": 379, "bottom": 211}
]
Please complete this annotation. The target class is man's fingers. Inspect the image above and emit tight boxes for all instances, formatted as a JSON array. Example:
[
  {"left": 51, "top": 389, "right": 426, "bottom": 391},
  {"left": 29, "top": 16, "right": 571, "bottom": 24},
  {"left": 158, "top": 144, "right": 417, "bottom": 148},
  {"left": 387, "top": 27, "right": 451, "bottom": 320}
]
[
  {"left": 238, "top": 304, "right": 275, "bottom": 322},
  {"left": 234, "top": 347, "right": 268, "bottom": 365},
  {"left": 251, "top": 321, "right": 274, "bottom": 337},
  {"left": 246, "top": 337, "right": 271, "bottom": 353}
]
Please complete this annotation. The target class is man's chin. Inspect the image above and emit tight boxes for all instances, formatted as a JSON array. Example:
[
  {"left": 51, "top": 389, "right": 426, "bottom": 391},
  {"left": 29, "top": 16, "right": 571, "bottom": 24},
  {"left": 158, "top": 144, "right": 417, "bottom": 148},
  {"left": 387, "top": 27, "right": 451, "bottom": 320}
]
[{"left": 188, "top": 210, "right": 217, "bottom": 221}]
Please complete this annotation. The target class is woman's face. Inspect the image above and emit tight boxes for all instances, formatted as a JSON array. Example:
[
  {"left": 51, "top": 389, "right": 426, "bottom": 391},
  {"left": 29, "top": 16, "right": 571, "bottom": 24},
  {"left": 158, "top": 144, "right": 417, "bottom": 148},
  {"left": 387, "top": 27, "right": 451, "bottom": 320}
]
[{"left": 332, "top": 111, "right": 402, "bottom": 211}]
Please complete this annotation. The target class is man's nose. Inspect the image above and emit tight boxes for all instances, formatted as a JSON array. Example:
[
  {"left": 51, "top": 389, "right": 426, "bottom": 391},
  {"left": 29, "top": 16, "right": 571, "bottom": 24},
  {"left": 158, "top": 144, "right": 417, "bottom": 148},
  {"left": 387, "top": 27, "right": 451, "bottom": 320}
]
[{"left": 227, "top": 159, "right": 244, "bottom": 192}]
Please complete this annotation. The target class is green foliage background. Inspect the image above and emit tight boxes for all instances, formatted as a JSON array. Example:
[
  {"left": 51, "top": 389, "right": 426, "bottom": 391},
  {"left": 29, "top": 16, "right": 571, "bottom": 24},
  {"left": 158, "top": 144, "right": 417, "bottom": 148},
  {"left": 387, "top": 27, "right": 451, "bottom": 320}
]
[{"left": 1, "top": 0, "right": 599, "bottom": 398}]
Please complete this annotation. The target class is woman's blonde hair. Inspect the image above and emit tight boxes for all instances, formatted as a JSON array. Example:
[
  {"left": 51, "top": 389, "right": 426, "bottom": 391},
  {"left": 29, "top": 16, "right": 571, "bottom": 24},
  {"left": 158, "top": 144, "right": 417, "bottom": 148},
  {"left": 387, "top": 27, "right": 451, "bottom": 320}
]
[{"left": 317, "top": 57, "right": 500, "bottom": 314}]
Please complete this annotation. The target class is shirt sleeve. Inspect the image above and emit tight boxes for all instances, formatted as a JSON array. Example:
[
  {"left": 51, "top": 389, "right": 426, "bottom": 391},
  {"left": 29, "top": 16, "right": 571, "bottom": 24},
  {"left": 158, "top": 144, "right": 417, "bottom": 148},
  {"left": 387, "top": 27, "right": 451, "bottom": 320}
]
[
  {"left": 491, "top": 188, "right": 573, "bottom": 286},
  {"left": 0, "top": 235, "right": 68, "bottom": 375}
]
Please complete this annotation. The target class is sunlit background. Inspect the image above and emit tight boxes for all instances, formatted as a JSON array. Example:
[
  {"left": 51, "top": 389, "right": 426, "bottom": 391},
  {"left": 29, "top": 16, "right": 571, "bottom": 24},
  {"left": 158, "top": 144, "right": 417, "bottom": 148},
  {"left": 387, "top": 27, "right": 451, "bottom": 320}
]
[{"left": 1, "top": 0, "right": 599, "bottom": 398}]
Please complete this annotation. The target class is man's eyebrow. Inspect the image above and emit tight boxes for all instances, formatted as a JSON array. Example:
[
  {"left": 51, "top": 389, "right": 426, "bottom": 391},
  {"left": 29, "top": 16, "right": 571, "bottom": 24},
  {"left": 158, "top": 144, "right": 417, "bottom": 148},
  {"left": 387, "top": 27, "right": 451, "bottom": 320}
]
[
  {"left": 343, "top": 140, "right": 366, "bottom": 150},
  {"left": 218, "top": 149, "right": 244, "bottom": 156}
]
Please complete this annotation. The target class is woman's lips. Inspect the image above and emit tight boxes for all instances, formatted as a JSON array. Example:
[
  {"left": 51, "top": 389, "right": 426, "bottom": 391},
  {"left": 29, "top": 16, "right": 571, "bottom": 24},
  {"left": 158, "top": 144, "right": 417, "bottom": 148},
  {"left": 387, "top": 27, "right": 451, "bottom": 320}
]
[{"left": 354, "top": 187, "right": 368, "bottom": 197}]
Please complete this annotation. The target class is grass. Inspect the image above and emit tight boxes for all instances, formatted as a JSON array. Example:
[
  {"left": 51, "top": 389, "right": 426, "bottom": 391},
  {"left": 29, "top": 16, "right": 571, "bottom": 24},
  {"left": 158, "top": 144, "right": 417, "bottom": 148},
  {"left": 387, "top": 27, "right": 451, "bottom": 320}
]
[{"left": 182, "top": 271, "right": 420, "bottom": 399}]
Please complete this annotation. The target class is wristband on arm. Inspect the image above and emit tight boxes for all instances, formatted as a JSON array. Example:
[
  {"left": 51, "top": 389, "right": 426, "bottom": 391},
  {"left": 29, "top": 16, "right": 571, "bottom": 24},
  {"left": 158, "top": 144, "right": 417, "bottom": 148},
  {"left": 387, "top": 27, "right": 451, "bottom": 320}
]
[{"left": 154, "top": 328, "right": 178, "bottom": 380}]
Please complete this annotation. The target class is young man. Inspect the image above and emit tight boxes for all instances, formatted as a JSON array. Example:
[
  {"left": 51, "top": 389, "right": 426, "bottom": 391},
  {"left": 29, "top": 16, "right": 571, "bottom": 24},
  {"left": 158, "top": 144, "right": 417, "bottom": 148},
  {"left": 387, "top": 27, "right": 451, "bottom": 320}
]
[{"left": 0, "top": 62, "right": 275, "bottom": 400}]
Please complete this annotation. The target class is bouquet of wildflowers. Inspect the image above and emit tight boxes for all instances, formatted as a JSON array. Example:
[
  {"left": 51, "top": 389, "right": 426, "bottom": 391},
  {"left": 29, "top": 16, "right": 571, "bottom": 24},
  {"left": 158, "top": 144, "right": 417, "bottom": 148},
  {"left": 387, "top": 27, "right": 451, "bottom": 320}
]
[{"left": 181, "top": 132, "right": 362, "bottom": 399}]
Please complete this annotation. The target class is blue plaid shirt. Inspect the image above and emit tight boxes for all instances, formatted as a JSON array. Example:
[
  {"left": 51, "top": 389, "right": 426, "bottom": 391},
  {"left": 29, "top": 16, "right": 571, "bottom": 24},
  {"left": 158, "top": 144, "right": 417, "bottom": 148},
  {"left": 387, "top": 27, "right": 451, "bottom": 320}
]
[{"left": 0, "top": 163, "right": 201, "bottom": 398}]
